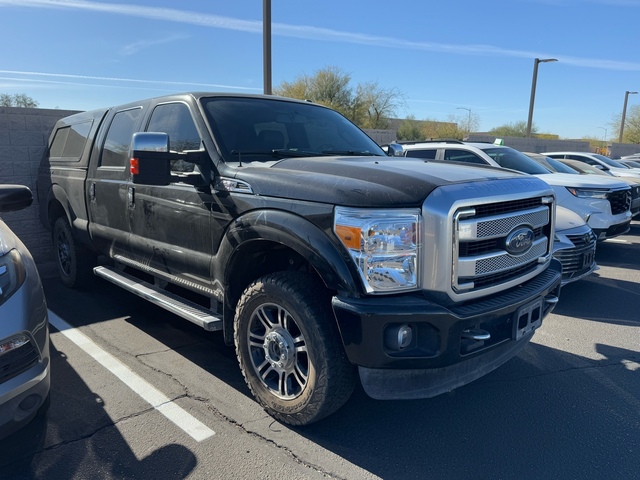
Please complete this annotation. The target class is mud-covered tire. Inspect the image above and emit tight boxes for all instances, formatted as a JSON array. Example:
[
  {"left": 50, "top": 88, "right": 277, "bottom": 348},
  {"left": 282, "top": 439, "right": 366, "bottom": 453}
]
[
  {"left": 234, "top": 272, "right": 356, "bottom": 426},
  {"left": 53, "top": 216, "right": 95, "bottom": 289}
]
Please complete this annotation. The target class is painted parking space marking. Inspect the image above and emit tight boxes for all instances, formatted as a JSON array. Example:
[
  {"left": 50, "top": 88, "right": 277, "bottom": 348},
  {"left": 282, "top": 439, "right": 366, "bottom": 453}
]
[{"left": 49, "top": 312, "right": 215, "bottom": 442}]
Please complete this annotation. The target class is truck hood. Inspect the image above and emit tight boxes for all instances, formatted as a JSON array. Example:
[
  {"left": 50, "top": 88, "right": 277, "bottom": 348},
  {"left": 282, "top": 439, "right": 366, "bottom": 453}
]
[
  {"left": 230, "top": 156, "right": 535, "bottom": 207},
  {"left": 533, "top": 172, "right": 629, "bottom": 190}
]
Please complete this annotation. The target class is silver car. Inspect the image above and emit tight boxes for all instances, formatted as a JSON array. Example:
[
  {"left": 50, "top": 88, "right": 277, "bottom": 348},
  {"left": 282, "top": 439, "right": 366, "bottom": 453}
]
[
  {"left": 553, "top": 206, "right": 598, "bottom": 286},
  {"left": 0, "top": 185, "right": 50, "bottom": 439}
]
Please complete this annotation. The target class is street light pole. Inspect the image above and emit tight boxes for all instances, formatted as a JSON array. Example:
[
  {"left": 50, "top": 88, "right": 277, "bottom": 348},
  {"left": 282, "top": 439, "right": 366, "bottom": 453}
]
[
  {"left": 618, "top": 90, "right": 637, "bottom": 143},
  {"left": 526, "top": 58, "right": 557, "bottom": 138},
  {"left": 263, "top": 0, "right": 272, "bottom": 95},
  {"left": 456, "top": 107, "right": 471, "bottom": 132},
  {"left": 598, "top": 126, "right": 607, "bottom": 151}
]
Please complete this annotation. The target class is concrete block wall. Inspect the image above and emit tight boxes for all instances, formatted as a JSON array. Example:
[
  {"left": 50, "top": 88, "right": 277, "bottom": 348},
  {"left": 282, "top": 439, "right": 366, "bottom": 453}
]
[
  {"left": 465, "top": 135, "right": 590, "bottom": 153},
  {"left": 0, "top": 106, "right": 79, "bottom": 266}
]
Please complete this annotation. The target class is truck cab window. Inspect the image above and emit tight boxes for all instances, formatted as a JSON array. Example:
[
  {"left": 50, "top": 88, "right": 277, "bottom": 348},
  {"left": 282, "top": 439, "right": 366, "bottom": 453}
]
[
  {"left": 147, "top": 103, "right": 201, "bottom": 153},
  {"left": 101, "top": 107, "right": 142, "bottom": 168},
  {"left": 147, "top": 103, "right": 201, "bottom": 172}
]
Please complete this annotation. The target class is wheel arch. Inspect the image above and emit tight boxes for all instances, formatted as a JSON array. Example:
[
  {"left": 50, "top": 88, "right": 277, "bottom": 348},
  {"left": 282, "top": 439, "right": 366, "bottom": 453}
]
[
  {"left": 46, "top": 184, "right": 92, "bottom": 246},
  {"left": 215, "top": 210, "right": 361, "bottom": 344}
]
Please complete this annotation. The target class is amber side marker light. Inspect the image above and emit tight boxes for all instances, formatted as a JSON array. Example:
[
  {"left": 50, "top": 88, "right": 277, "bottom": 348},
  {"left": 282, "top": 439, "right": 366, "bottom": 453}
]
[{"left": 130, "top": 158, "right": 139, "bottom": 175}]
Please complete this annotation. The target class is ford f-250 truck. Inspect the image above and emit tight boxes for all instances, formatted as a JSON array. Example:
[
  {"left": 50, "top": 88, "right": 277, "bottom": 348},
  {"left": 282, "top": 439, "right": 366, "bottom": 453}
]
[{"left": 38, "top": 92, "right": 562, "bottom": 425}]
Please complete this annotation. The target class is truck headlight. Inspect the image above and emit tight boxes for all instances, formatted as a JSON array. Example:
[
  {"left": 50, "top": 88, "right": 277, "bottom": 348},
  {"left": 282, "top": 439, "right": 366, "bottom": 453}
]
[
  {"left": 334, "top": 207, "right": 420, "bottom": 293},
  {"left": 566, "top": 187, "right": 609, "bottom": 199},
  {"left": 0, "top": 249, "right": 26, "bottom": 306}
]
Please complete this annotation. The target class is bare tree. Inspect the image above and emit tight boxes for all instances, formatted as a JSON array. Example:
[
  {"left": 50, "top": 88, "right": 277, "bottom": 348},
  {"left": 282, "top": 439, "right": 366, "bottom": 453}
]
[
  {"left": 0, "top": 93, "right": 39, "bottom": 107},
  {"left": 274, "top": 66, "right": 404, "bottom": 128}
]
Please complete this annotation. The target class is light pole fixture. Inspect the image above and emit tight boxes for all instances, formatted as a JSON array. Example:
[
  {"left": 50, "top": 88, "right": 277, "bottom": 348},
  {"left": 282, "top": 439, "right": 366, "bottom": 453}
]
[
  {"left": 457, "top": 107, "right": 471, "bottom": 132},
  {"left": 263, "top": 0, "right": 272, "bottom": 95},
  {"left": 526, "top": 58, "right": 558, "bottom": 138},
  {"left": 598, "top": 127, "right": 607, "bottom": 149},
  {"left": 618, "top": 90, "right": 637, "bottom": 143}
]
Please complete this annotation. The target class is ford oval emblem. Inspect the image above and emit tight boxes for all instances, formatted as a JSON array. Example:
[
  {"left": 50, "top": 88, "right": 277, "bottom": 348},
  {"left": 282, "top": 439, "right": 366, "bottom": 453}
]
[{"left": 505, "top": 227, "right": 534, "bottom": 255}]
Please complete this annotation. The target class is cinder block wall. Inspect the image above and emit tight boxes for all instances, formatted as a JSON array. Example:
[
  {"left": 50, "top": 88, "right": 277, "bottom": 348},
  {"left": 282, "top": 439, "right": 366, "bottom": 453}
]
[{"left": 0, "top": 106, "right": 80, "bottom": 267}]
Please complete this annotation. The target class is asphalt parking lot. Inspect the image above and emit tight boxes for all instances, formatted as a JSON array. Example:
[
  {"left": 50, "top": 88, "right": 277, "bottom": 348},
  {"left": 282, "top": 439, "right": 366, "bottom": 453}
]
[{"left": 1, "top": 221, "right": 639, "bottom": 480}]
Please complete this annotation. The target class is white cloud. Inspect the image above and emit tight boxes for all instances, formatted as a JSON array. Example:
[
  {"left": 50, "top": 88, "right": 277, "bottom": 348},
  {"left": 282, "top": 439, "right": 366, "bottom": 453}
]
[
  {"left": 2, "top": 0, "right": 640, "bottom": 71},
  {"left": 0, "top": 71, "right": 262, "bottom": 91},
  {"left": 121, "top": 34, "right": 189, "bottom": 56}
]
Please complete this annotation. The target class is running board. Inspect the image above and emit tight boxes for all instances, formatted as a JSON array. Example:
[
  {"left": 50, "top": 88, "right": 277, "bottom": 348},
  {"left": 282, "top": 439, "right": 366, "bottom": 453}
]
[{"left": 94, "top": 266, "right": 223, "bottom": 331}]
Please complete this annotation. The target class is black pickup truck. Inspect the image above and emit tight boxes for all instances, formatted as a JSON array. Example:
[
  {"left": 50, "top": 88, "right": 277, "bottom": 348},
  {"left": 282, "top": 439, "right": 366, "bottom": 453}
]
[{"left": 38, "top": 92, "right": 562, "bottom": 425}]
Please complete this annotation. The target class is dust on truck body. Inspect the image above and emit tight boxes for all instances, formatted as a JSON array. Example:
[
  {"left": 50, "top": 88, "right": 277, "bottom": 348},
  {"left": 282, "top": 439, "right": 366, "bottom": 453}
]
[{"left": 38, "top": 93, "right": 562, "bottom": 425}]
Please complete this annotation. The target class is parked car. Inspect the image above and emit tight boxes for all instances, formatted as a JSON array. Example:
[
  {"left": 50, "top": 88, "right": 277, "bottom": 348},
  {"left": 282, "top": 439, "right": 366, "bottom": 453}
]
[
  {"left": 553, "top": 206, "right": 598, "bottom": 286},
  {"left": 617, "top": 159, "right": 640, "bottom": 169},
  {"left": 396, "top": 141, "right": 632, "bottom": 240},
  {"left": 549, "top": 158, "right": 640, "bottom": 218},
  {"left": 0, "top": 185, "right": 50, "bottom": 439},
  {"left": 543, "top": 151, "right": 640, "bottom": 179}
]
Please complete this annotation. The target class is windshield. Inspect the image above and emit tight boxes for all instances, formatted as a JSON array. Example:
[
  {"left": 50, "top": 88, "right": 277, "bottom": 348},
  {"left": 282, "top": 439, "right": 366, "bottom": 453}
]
[
  {"left": 592, "top": 153, "right": 627, "bottom": 168},
  {"left": 545, "top": 157, "right": 580, "bottom": 174},
  {"left": 201, "top": 96, "right": 385, "bottom": 164},
  {"left": 481, "top": 147, "right": 551, "bottom": 175}
]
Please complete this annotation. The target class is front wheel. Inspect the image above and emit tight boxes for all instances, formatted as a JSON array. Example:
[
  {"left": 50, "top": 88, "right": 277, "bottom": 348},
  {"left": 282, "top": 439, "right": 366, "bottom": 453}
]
[{"left": 234, "top": 272, "right": 356, "bottom": 426}]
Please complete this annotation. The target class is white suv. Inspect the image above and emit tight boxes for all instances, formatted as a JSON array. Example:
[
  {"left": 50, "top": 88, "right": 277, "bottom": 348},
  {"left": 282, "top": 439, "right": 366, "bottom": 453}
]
[
  {"left": 396, "top": 141, "right": 632, "bottom": 240},
  {"left": 543, "top": 151, "right": 640, "bottom": 180}
]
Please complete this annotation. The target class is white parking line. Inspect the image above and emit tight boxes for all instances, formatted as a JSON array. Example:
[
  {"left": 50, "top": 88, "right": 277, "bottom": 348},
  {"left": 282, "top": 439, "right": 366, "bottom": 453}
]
[{"left": 49, "top": 312, "right": 215, "bottom": 442}]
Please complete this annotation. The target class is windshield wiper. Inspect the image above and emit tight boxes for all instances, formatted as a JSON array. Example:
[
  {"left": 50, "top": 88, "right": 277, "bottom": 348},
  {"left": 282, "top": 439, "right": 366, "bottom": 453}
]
[
  {"left": 231, "top": 149, "right": 321, "bottom": 159},
  {"left": 321, "top": 150, "right": 379, "bottom": 156}
]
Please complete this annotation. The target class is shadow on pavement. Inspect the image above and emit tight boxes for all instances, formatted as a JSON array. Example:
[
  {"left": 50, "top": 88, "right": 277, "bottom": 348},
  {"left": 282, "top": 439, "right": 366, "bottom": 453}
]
[
  {"left": 32, "top": 265, "right": 639, "bottom": 480},
  {"left": 0, "top": 341, "right": 197, "bottom": 479}
]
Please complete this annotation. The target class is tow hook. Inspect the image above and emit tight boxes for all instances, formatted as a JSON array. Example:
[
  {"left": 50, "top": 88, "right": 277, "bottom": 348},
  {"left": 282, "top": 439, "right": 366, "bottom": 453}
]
[
  {"left": 462, "top": 328, "right": 491, "bottom": 341},
  {"left": 544, "top": 295, "right": 559, "bottom": 305}
]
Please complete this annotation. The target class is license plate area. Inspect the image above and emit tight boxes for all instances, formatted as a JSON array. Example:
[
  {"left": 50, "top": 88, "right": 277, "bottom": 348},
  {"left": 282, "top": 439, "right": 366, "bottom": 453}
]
[
  {"left": 582, "top": 250, "right": 595, "bottom": 269},
  {"left": 513, "top": 297, "right": 543, "bottom": 340}
]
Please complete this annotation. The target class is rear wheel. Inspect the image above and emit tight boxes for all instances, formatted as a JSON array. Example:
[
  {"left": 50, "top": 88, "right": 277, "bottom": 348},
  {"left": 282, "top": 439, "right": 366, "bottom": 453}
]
[
  {"left": 234, "top": 272, "right": 356, "bottom": 426},
  {"left": 53, "top": 216, "right": 95, "bottom": 288}
]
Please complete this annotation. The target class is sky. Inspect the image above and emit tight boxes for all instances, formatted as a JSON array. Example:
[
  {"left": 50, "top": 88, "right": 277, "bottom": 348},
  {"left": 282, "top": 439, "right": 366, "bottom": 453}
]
[{"left": 1, "top": 0, "right": 640, "bottom": 140}]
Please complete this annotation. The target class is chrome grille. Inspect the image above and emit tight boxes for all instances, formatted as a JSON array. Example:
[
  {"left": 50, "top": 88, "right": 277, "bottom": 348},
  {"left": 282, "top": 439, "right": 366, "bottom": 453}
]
[
  {"left": 454, "top": 202, "right": 553, "bottom": 293},
  {"left": 608, "top": 189, "right": 631, "bottom": 215},
  {"left": 475, "top": 209, "right": 549, "bottom": 238},
  {"left": 475, "top": 240, "right": 548, "bottom": 275},
  {"left": 553, "top": 230, "right": 597, "bottom": 282}
]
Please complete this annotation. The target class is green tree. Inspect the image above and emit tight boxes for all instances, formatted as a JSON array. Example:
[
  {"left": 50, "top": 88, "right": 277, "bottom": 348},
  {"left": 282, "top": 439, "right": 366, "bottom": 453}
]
[
  {"left": 0, "top": 93, "right": 39, "bottom": 107},
  {"left": 609, "top": 104, "right": 640, "bottom": 144},
  {"left": 397, "top": 115, "right": 424, "bottom": 141},
  {"left": 488, "top": 121, "right": 536, "bottom": 138},
  {"left": 421, "top": 116, "right": 465, "bottom": 140},
  {"left": 274, "top": 66, "right": 404, "bottom": 128}
]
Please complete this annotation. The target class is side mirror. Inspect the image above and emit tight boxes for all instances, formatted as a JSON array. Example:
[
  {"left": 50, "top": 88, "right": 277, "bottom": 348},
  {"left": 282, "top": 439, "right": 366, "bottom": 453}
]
[
  {"left": 0, "top": 185, "right": 33, "bottom": 213},
  {"left": 130, "top": 132, "right": 172, "bottom": 186},
  {"left": 382, "top": 143, "right": 404, "bottom": 157}
]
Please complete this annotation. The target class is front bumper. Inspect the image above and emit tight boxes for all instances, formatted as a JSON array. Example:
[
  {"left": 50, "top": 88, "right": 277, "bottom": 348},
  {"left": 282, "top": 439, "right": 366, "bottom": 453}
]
[
  {"left": 0, "top": 253, "right": 51, "bottom": 439},
  {"left": 332, "top": 260, "right": 562, "bottom": 399},
  {"left": 0, "top": 341, "right": 50, "bottom": 439},
  {"left": 592, "top": 219, "right": 631, "bottom": 240}
]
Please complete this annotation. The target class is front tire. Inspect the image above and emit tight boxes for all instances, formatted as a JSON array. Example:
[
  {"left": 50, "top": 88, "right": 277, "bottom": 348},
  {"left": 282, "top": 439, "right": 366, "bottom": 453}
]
[
  {"left": 234, "top": 272, "right": 356, "bottom": 426},
  {"left": 53, "top": 216, "right": 95, "bottom": 288}
]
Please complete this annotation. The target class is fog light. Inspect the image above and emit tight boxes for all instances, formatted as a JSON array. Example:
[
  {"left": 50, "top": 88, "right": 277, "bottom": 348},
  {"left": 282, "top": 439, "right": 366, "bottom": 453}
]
[
  {"left": 19, "top": 394, "right": 40, "bottom": 411},
  {"left": 384, "top": 324, "right": 413, "bottom": 351}
]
